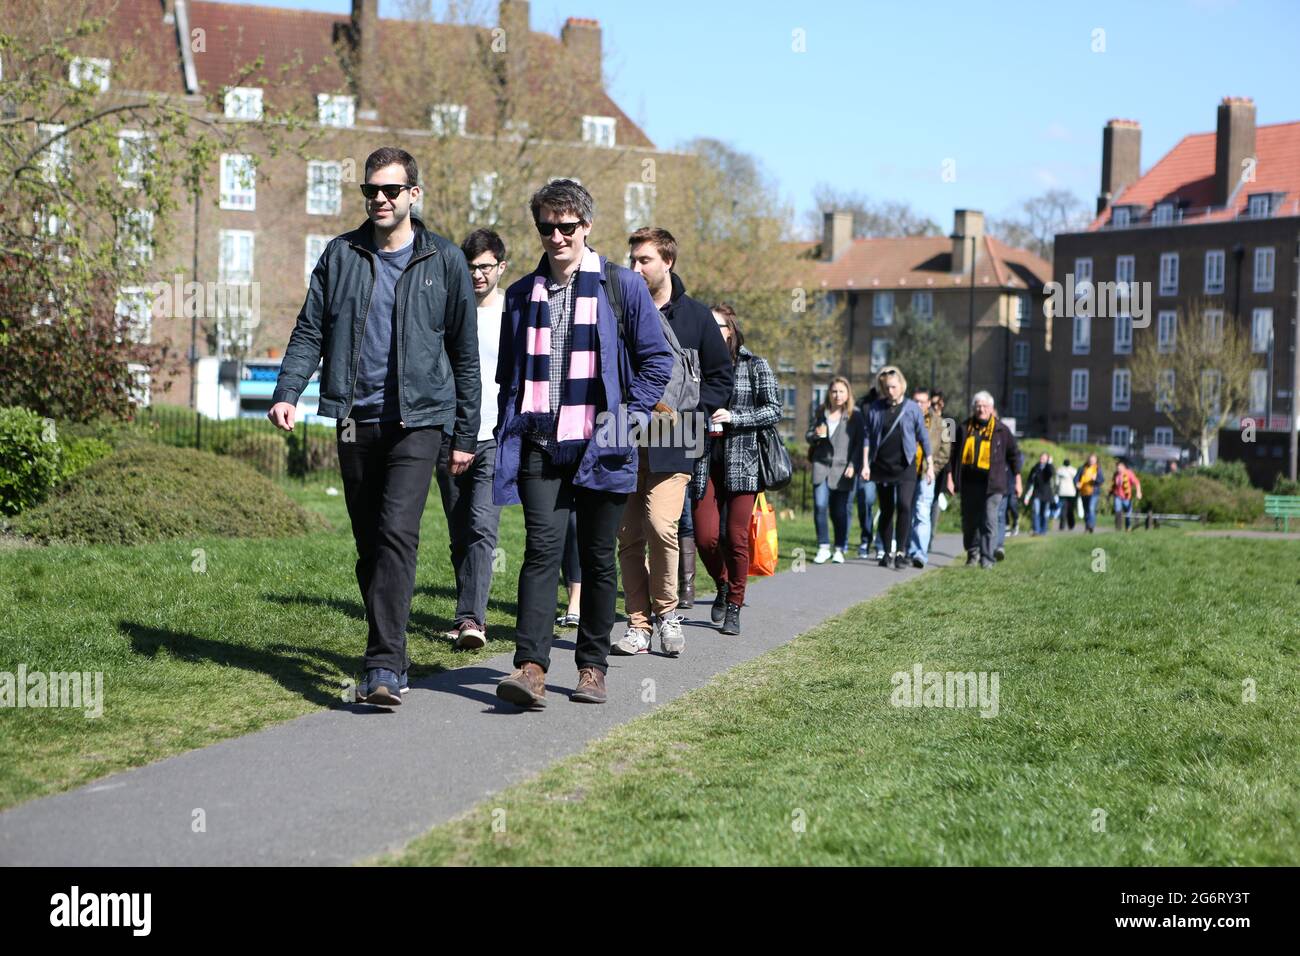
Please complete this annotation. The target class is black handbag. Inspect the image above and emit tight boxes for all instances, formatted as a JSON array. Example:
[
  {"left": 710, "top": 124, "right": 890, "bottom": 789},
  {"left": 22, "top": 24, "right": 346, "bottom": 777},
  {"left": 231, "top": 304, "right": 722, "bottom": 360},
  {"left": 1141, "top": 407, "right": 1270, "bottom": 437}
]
[{"left": 758, "top": 425, "right": 793, "bottom": 491}]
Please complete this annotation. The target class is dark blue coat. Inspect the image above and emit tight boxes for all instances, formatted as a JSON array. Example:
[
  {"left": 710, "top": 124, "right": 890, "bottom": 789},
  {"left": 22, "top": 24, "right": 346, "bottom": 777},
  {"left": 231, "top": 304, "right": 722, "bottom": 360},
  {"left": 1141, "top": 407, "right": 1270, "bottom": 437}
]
[{"left": 492, "top": 254, "right": 673, "bottom": 505}]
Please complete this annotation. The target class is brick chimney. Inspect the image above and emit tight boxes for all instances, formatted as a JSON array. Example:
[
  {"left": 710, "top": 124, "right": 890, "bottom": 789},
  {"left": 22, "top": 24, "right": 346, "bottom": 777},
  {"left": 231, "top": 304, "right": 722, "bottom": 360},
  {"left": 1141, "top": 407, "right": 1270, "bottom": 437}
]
[
  {"left": 951, "top": 209, "right": 984, "bottom": 275},
  {"left": 821, "top": 211, "right": 852, "bottom": 262},
  {"left": 561, "top": 17, "right": 602, "bottom": 86},
  {"left": 1214, "top": 96, "right": 1256, "bottom": 206},
  {"left": 351, "top": 0, "right": 379, "bottom": 121},
  {"left": 1097, "top": 119, "right": 1141, "bottom": 215}
]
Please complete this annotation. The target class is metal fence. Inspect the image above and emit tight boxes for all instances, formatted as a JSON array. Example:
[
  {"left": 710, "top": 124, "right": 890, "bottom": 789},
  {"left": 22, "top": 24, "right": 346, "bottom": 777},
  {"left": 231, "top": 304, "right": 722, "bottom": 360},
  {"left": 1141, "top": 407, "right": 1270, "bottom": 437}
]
[{"left": 128, "top": 407, "right": 337, "bottom": 481}]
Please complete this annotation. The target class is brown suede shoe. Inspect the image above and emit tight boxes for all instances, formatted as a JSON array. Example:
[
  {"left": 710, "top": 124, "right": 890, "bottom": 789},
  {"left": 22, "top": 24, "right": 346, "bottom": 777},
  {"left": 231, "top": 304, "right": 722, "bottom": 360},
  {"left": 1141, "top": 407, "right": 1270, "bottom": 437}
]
[
  {"left": 496, "top": 662, "right": 546, "bottom": 708},
  {"left": 571, "top": 666, "right": 607, "bottom": 704}
]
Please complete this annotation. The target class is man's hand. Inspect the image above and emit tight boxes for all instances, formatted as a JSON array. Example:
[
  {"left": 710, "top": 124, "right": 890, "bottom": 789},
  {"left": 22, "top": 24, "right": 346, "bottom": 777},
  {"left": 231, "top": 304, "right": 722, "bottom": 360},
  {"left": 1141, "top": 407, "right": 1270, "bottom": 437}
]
[
  {"left": 844, "top": 463, "right": 855, "bottom": 480},
  {"left": 268, "top": 402, "right": 296, "bottom": 432},
  {"left": 946, "top": 472, "right": 955, "bottom": 495},
  {"left": 448, "top": 449, "right": 475, "bottom": 476},
  {"left": 1015, "top": 475, "right": 1024, "bottom": 498}
]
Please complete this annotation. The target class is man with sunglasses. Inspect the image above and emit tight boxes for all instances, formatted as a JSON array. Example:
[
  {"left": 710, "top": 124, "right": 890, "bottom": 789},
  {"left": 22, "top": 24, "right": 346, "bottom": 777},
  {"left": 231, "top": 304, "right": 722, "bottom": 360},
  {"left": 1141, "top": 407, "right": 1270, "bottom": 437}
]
[
  {"left": 492, "top": 179, "right": 673, "bottom": 707},
  {"left": 269, "top": 146, "right": 480, "bottom": 707}
]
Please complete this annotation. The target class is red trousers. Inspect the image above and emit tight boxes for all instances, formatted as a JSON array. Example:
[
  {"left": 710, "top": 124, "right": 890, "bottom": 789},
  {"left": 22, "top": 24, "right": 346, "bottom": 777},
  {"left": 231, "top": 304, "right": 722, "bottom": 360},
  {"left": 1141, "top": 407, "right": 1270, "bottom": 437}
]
[{"left": 691, "top": 470, "right": 756, "bottom": 606}]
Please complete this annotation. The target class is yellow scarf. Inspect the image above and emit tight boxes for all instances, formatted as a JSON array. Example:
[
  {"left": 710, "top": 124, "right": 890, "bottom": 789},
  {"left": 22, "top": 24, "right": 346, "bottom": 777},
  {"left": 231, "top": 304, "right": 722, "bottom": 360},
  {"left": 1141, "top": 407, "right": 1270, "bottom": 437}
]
[
  {"left": 916, "top": 411, "right": 931, "bottom": 476},
  {"left": 1078, "top": 464, "right": 1097, "bottom": 496},
  {"left": 960, "top": 415, "right": 995, "bottom": 471}
]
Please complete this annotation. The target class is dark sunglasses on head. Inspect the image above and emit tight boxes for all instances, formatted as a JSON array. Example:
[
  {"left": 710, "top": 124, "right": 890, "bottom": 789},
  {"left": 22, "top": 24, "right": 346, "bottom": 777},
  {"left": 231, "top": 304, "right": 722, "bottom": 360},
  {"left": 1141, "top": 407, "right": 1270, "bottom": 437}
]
[
  {"left": 360, "top": 183, "right": 415, "bottom": 200},
  {"left": 535, "top": 220, "right": 582, "bottom": 238}
]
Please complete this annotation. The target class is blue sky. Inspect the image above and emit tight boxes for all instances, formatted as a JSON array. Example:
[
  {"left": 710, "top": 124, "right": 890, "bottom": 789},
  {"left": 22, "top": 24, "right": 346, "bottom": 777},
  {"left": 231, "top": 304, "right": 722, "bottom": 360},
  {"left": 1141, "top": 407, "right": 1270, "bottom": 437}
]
[{"left": 221, "top": 0, "right": 1300, "bottom": 236}]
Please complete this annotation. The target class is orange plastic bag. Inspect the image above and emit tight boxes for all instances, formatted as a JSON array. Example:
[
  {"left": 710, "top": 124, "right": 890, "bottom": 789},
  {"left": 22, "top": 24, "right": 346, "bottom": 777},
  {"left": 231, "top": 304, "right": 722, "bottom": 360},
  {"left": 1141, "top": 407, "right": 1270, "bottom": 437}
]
[{"left": 748, "top": 492, "right": 779, "bottom": 577}]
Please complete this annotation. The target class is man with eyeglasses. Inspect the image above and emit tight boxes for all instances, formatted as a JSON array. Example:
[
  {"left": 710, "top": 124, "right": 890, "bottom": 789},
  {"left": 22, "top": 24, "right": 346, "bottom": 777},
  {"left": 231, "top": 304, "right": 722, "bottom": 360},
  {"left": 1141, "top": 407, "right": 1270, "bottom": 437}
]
[
  {"left": 492, "top": 179, "right": 672, "bottom": 707},
  {"left": 433, "top": 228, "right": 508, "bottom": 651},
  {"left": 269, "top": 146, "right": 480, "bottom": 707}
]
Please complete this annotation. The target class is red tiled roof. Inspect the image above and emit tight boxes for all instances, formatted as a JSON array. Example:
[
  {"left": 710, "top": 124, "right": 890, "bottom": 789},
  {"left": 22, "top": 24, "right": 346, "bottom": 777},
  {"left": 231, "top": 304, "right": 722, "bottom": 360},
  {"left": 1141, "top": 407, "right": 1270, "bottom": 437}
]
[
  {"left": 1089, "top": 120, "right": 1300, "bottom": 229},
  {"left": 808, "top": 235, "right": 1051, "bottom": 291}
]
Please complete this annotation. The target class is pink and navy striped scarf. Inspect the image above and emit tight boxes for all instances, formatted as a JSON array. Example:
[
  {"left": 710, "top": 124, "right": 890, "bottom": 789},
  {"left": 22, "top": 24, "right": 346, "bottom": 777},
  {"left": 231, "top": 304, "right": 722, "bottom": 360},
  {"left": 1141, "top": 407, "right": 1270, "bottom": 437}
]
[{"left": 514, "top": 245, "right": 603, "bottom": 463}]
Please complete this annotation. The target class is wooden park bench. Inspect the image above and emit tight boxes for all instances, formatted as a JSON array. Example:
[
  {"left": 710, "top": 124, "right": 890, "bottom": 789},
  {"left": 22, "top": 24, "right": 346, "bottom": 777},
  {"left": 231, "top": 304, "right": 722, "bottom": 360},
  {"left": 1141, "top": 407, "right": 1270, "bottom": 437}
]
[
  {"left": 1142, "top": 511, "right": 1204, "bottom": 529},
  {"left": 1264, "top": 495, "right": 1300, "bottom": 533}
]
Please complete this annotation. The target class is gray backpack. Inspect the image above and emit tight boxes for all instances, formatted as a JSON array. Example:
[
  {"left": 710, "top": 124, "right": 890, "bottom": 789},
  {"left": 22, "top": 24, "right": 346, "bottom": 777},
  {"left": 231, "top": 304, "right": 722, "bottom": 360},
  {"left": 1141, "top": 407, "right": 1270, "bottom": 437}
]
[{"left": 606, "top": 260, "right": 701, "bottom": 414}]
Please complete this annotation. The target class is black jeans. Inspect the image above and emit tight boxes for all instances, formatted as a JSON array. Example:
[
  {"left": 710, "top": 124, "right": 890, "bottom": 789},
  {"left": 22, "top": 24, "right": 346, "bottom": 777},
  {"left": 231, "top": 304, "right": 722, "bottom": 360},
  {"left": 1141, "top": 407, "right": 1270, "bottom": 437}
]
[
  {"left": 337, "top": 422, "right": 441, "bottom": 674},
  {"left": 1058, "top": 496, "right": 1077, "bottom": 530},
  {"left": 515, "top": 440, "right": 627, "bottom": 674},
  {"left": 875, "top": 474, "right": 917, "bottom": 556},
  {"left": 960, "top": 477, "right": 1003, "bottom": 566}
]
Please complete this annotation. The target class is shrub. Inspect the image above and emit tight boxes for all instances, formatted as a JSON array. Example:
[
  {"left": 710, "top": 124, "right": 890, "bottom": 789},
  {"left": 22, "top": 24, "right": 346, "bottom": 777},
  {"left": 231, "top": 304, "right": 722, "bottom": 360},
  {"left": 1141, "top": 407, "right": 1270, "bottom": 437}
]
[
  {"left": 224, "top": 431, "right": 289, "bottom": 477},
  {"left": 14, "top": 443, "right": 328, "bottom": 545},
  {"left": 1271, "top": 475, "right": 1300, "bottom": 497},
  {"left": 1142, "top": 474, "right": 1264, "bottom": 524},
  {"left": 56, "top": 435, "right": 113, "bottom": 483},
  {"left": 0, "top": 406, "right": 62, "bottom": 515},
  {"left": 286, "top": 423, "right": 339, "bottom": 477},
  {"left": 1187, "top": 459, "right": 1252, "bottom": 489}
]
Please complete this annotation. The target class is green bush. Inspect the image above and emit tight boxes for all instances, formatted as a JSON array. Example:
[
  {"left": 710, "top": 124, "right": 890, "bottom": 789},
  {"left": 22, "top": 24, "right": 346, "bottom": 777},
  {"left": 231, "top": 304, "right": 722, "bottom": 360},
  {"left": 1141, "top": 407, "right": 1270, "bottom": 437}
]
[
  {"left": 1271, "top": 475, "right": 1300, "bottom": 497},
  {"left": 286, "top": 422, "right": 339, "bottom": 477},
  {"left": 1142, "top": 474, "right": 1264, "bottom": 523},
  {"left": 0, "top": 406, "right": 62, "bottom": 515},
  {"left": 55, "top": 435, "right": 113, "bottom": 483},
  {"left": 224, "top": 431, "right": 289, "bottom": 476},
  {"left": 1187, "top": 459, "right": 1253, "bottom": 489},
  {"left": 14, "top": 443, "right": 328, "bottom": 545}
]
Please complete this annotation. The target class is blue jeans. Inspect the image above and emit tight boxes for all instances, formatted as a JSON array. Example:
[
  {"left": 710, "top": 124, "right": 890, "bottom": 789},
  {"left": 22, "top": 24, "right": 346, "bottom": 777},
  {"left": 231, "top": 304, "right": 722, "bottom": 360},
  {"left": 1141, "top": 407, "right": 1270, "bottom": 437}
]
[
  {"left": 814, "top": 480, "right": 852, "bottom": 549},
  {"left": 1031, "top": 498, "right": 1051, "bottom": 535},
  {"left": 853, "top": 476, "right": 883, "bottom": 550},
  {"left": 1082, "top": 493, "right": 1099, "bottom": 530},
  {"left": 907, "top": 475, "right": 936, "bottom": 564},
  {"left": 1113, "top": 496, "right": 1133, "bottom": 530}
]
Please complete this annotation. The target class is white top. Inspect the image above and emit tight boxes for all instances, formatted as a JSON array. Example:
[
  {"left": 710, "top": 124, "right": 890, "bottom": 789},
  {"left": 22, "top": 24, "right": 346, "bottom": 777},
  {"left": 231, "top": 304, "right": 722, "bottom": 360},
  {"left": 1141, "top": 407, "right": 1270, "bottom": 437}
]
[
  {"left": 825, "top": 412, "right": 841, "bottom": 439},
  {"left": 476, "top": 295, "right": 503, "bottom": 442}
]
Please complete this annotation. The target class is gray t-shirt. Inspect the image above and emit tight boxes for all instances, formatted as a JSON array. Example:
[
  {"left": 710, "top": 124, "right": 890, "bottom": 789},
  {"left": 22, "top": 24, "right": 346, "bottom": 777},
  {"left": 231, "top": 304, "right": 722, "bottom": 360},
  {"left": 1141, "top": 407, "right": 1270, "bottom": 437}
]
[{"left": 352, "top": 234, "right": 414, "bottom": 423}]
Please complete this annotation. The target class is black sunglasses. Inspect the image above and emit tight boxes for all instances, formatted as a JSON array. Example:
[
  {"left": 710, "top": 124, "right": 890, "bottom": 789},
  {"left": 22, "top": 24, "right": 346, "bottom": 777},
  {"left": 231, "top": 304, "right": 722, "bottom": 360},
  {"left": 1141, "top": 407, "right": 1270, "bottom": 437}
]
[
  {"left": 535, "top": 220, "right": 583, "bottom": 238},
  {"left": 360, "top": 183, "right": 415, "bottom": 200}
]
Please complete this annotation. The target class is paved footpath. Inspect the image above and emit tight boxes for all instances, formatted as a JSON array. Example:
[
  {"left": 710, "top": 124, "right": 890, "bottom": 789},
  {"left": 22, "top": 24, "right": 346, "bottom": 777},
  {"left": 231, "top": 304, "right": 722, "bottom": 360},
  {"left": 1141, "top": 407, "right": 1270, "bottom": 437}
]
[{"left": 0, "top": 534, "right": 964, "bottom": 866}]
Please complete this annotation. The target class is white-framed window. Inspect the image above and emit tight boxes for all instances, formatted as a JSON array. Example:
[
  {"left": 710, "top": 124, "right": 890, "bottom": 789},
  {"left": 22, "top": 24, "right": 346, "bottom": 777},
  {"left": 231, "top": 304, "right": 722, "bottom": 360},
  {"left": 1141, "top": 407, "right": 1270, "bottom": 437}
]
[
  {"left": 1153, "top": 202, "right": 1175, "bottom": 225},
  {"left": 37, "top": 123, "right": 69, "bottom": 183},
  {"left": 305, "top": 160, "right": 342, "bottom": 216},
  {"left": 1203, "top": 309, "right": 1224, "bottom": 351},
  {"left": 870, "top": 339, "right": 891, "bottom": 374},
  {"left": 911, "top": 291, "right": 933, "bottom": 319},
  {"left": 1248, "top": 194, "right": 1272, "bottom": 218},
  {"left": 316, "top": 93, "right": 355, "bottom": 128},
  {"left": 127, "top": 362, "right": 151, "bottom": 407},
  {"left": 872, "top": 291, "right": 893, "bottom": 326},
  {"left": 1070, "top": 369, "right": 1089, "bottom": 411},
  {"left": 581, "top": 115, "right": 616, "bottom": 148},
  {"left": 1111, "top": 425, "right": 1132, "bottom": 447},
  {"left": 1157, "top": 310, "right": 1177, "bottom": 353},
  {"left": 469, "top": 172, "right": 498, "bottom": 226},
  {"left": 1112, "top": 369, "right": 1131, "bottom": 411},
  {"left": 430, "top": 103, "right": 467, "bottom": 136},
  {"left": 1013, "top": 341, "right": 1030, "bottom": 375},
  {"left": 1204, "top": 249, "right": 1225, "bottom": 294},
  {"left": 220, "top": 153, "right": 255, "bottom": 210},
  {"left": 624, "top": 182, "right": 655, "bottom": 232},
  {"left": 1072, "top": 314, "right": 1090, "bottom": 354},
  {"left": 1156, "top": 369, "right": 1175, "bottom": 413},
  {"left": 115, "top": 286, "right": 152, "bottom": 345},
  {"left": 1249, "top": 369, "right": 1268, "bottom": 414},
  {"left": 1115, "top": 254, "right": 1134, "bottom": 293},
  {"left": 1254, "top": 247, "right": 1274, "bottom": 292},
  {"left": 117, "top": 130, "right": 150, "bottom": 188},
  {"left": 1074, "top": 257, "right": 1093, "bottom": 298},
  {"left": 1159, "top": 252, "right": 1178, "bottom": 295},
  {"left": 119, "top": 208, "right": 153, "bottom": 266},
  {"left": 69, "top": 56, "right": 110, "bottom": 91},
  {"left": 224, "top": 86, "right": 263, "bottom": 121},
  {"left": 218, "top": 229, "right": 255, "bottom": 284},
  {"left": 777, "top": 358, "right": 796, "bottom": 374},
  {"left": 304, "top": 234, "right": 330, "bottom": 287},
  {"left": 1201, "top": 369, "right": 1222, "bottom": 418},
  {"left": 1011, "top": 389, "right": 1028, "bottom": 419},
  {"left": 1153, "top": 426, "right": 1174, "bottom": 446},
  {"left": 1111, "top": 207, "right": 1130, "bottom": 228},
  {"left": 1114, "top": 313, "right": 1133, "bottom": 355},
  {"left": 1069, "top": 424, "right": 1089, "bottom": 443},
  {"left": 813, "top": 358, "right": 833, "bottom": 374},
  {"left": 780, "top": 385, "right": 798, "bottom": 420},
  {"left": 811, "top": 384, "right": 828, "bottom": 410},
  {"left": 1251, "top": 308, "right": 1273, "bottom": 353}
]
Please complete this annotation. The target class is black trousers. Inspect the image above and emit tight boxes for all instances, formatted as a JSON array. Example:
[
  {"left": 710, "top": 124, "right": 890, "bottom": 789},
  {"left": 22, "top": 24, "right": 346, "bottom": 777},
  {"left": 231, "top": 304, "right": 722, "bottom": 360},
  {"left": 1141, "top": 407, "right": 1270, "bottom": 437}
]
[
  {"left": 960, "top": 477, "right": 1003, "bottom": 566},
  {"left": 876, "top": 474, "right": 917, "bottom": 555},
  {"left": 1058, "top": 496, "right": 1077, "bottom": 530},
  {"left": 337, "top": 422, "right": 441, "bottom": 674},
  {"left": 515, "top": 440, "right": 627, "bottom": 674}
]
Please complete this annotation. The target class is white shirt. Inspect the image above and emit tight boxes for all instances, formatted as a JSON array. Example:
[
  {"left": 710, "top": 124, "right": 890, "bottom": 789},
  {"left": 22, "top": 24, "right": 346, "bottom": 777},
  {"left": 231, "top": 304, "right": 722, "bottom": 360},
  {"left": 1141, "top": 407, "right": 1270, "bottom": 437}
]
[{"left": 476, "top": 295, "right": 503, "bottom": 442}]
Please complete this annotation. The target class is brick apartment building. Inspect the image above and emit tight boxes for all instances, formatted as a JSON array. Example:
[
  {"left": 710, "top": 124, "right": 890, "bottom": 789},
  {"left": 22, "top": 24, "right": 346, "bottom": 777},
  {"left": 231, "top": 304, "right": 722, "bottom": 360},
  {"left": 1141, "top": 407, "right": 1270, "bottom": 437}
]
[
  {"left": 780, "top": 209, "right": 1052, "bottom": 441},
  {"left": 57, "top": 0, "right": 685, "bottom": 416},
  {"left": 1050, "top": 97, "right": 1300, "bottom": 478}
]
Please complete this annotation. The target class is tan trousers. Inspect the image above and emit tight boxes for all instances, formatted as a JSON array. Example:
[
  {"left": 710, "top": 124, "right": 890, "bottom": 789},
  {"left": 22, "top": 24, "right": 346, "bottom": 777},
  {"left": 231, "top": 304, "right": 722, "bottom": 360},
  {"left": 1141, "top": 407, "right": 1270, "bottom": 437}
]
[{"left": 617, "top": 455, "right": 691, "bottom": 631}]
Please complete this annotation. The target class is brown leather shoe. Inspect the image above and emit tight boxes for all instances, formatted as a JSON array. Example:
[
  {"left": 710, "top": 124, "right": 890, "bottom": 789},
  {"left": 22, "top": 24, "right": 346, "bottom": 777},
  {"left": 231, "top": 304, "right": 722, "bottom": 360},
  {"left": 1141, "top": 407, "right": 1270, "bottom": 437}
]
[
  {"left": 496, "top": 662, "right": 546, "bottom": 708},
  {"left": 571, "top": 666, "right": 607, "bottom": 704}
]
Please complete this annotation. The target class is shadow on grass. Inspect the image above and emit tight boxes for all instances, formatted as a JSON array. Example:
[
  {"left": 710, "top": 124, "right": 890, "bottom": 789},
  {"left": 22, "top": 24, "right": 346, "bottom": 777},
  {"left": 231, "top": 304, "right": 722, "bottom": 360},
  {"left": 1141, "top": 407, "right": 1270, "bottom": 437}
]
[
  {"left": 263, "top": 591, "right": 459, "bottom": 645},
  {"left": 413, "top": 582, "right": 520, "bottom": 618},
  {"left": 120, "top": 621, "right": 353, "bottom": 708}
]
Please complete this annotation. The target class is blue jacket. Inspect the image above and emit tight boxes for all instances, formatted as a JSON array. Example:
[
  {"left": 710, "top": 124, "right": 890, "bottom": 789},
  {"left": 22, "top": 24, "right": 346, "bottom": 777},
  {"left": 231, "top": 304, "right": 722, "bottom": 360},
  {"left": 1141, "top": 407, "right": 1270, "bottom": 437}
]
[
  {"left": 492, "top": 253, "right": 673, "bottom": 505},
  {"left": 864, "top": 397, "right": 931, "bottom": 476}
]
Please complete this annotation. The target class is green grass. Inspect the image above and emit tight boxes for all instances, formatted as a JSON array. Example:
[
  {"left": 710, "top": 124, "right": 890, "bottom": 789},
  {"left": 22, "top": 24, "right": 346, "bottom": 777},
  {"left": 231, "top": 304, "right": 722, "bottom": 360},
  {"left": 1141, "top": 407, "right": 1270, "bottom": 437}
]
[
  {"left": 0, "top": 476, "right": 819, "bottom": 810},
  {"left": 383, "top": 533, "right": 1300, "bottom": 866}
]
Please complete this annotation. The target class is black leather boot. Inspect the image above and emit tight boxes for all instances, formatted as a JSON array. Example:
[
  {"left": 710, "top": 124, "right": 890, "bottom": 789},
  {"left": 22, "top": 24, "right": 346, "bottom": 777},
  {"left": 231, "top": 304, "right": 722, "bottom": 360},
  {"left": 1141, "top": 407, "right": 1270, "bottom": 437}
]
[{"left": 678, "top": 536, "right": 697, "bottom": 609}]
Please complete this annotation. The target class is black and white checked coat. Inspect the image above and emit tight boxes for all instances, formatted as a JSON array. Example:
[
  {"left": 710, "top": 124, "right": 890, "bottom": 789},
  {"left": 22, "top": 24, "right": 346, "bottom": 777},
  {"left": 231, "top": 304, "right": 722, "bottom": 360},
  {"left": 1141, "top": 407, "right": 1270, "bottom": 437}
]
[{"left": 690, "top": 346, "right": 783, "bottom": 498}]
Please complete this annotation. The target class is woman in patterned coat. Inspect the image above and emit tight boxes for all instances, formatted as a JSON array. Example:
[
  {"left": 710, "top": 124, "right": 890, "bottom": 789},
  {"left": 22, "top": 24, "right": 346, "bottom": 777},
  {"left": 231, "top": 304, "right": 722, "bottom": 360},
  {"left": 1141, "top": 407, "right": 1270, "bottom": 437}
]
[{"left": 690, "top": 303, "right": 782, "bottom": 637}]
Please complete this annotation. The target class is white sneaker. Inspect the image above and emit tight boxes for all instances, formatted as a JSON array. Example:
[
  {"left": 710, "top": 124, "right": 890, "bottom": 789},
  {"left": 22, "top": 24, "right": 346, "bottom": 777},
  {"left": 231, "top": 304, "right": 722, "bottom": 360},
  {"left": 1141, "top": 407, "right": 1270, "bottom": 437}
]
[
  {"left": 831, "top": 548, "right": 845, "bottom": 564},
  {"left": 612, "top": 627, "right": 651, "bottom": 655},
  {"left": 813, "top": 545, "right": 832, "bottom": 564},
  {"left": 656, "top": 614, "right": 685, "bottom": 656}
]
